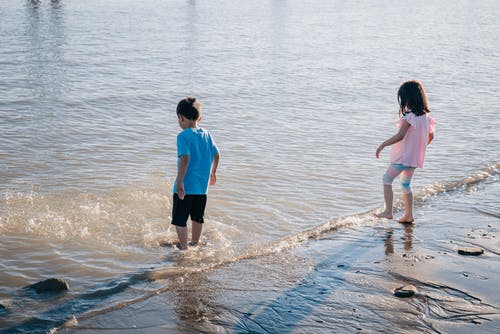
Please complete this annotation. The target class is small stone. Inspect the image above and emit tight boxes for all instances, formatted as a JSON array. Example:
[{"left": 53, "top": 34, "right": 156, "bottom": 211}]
[
  {"left": 394, "top": 284, "right": 417, "bottom": 298},
  {"left": 62, "top": 316, "right": 78, "bottom": 327},
  {"left": 0, "top": 299, "right": 10, "bottom": 311},
  {"left": 458, "top": 247, "right": 484, "bottom": 256},
  {"left": 30, "top": 278, "right": 69, "bottom": 293}
]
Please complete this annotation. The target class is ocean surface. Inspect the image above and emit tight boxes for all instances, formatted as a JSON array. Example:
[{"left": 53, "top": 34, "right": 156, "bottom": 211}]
[{"left": 1, "top": 0, "right": 499, "bottom": 333}]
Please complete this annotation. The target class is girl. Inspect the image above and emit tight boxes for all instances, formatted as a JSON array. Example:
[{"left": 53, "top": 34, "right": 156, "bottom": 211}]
[{"left": 375, "top": 80, "right": 436, "bottom": 223}]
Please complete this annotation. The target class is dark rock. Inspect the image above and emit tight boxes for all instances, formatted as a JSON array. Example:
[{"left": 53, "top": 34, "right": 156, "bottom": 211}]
[
  {"left": 394, "top": 284, "right": 417, "bottom": 298},
  {"left": 30, "top": 278, "right": 69, "bottom": 293},
  {"left": 458, "top": 247, "right": 484, "bottom": 256}
]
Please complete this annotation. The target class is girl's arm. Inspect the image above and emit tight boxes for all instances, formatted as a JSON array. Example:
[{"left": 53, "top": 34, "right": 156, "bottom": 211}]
[
  {"left": 427, "top": 132, "right": 434, "bottom": 145},
  {"left": 376, "top": 120, "right": 410, "bottom": 158},
  {"left": 176, "top": 155, "right": 189, "bottom": 199},
  {"left": 210, "top": 153, "right": 220, "bottom": 186}
]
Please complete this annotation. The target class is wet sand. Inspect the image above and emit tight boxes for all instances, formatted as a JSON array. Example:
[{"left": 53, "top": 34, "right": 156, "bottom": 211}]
[{"left": 55, "top": 181, "right": 499, "bottom": 334}]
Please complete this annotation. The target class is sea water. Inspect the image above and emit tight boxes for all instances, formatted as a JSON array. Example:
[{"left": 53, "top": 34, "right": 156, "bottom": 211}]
[{"left": 0, "top": 0, "right": 499, "bottom": 332}]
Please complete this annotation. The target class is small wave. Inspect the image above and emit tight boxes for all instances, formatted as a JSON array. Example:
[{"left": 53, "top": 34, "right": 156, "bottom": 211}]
[
  {"left": 416, "top": 163, "right": 499, "bottom": 203},
  {"left": 0, "top": 185, "right": 171, "bottom": 245}
]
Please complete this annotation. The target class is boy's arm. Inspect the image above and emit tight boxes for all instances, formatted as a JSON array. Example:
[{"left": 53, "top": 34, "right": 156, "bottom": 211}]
[
  {"left": 176, "top": 155, "right": 189, "bottom": 200},
  {"left": 375, "top": 120, "right": 410, "bottom": 159},
  {"left": 209, "top": 153, "right": 220, "bottom": 186}
]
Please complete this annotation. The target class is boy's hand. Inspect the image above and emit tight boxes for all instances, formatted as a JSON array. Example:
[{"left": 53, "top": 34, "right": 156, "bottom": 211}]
[
  {"left": 177, "top": 183, "right": 185, "bottom": 200},
  {"left": 209, "top": 172, "right": 217, "bottom": 186},
  {"left": 176, "top": 155, "right": 189, "bottom": 200}
]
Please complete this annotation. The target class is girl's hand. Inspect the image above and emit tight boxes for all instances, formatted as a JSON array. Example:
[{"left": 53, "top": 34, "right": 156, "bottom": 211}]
[
  {"left": 209, "top": 172, "right": 217, "bottom": 186},
  {"left": 376, "top": 120, "right": 409, "bottom": 159},
  {"left": 376, "top": 145, "right": 384, "bottom": 159}
]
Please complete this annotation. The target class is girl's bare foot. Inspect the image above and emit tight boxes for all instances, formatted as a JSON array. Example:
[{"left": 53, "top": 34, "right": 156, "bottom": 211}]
[
  {"left": 374, "top": 211, "right": 393, "bottom": 219},
  {"left": 397, "top": 216, "right": 414, "bottom": 224}
]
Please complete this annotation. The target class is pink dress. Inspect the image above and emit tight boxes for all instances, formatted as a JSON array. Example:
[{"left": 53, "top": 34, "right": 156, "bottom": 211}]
[{"left": 390, "top": 112, "right": 436, "bottom": 168}]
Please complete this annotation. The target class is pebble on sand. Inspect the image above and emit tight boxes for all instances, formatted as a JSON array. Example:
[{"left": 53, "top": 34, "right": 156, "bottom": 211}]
[
  {"left": 30, "top": 278, "right": 69, "bottom": 293},
  {"left": 457, "top": 247, "right": 484, "bottom": 256},
  {"left": 394, "top": 284, "right": 417, "bottom": 298}
]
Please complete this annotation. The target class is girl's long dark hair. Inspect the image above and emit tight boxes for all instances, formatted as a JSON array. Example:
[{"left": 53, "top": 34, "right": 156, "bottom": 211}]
[{"left": 397, "top": 80, "right": 431, "bottom": 116}]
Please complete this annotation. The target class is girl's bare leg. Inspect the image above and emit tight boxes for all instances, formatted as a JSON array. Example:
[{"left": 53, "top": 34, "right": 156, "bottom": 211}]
[
  {"left": 375, "top": 184, "right": 394, "bottom": 219},
  {"left": 398, "top": 192, "right": 414, "bottom": 223},
  {"left": 398, "top": 168, "right": 416, "bottom": 223}
]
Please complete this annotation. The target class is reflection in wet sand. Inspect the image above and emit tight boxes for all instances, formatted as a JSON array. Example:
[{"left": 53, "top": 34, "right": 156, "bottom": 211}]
[{"left": 384, "top": 223, "right": 414, "bottom": 256}]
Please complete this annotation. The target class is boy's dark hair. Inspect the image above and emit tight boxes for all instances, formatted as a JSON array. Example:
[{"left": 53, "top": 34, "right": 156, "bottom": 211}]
[
  {"left": 177, "top": 97, "right": 201, "bottom": 120},
  {"left": 397, "top": 80, "right": 431, "bottom": 116}
]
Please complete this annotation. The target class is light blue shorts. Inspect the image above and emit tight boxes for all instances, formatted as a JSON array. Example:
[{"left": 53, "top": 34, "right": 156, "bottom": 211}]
[{"left": 383, "top": 163, "right": 416, "bottom": 194}]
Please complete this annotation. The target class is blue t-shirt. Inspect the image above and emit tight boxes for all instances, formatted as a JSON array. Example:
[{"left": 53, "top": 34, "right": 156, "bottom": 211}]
[{"left": 173, "top": 127, "right": 219, "bottom": 195}]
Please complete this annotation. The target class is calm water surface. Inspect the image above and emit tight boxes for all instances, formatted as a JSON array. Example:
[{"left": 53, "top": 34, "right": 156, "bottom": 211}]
[{"left": 0, "top": 0, "right": 499, "bottom": 332}]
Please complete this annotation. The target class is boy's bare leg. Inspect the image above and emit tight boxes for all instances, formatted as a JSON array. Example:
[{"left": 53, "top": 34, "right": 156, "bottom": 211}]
[
  {"left": 191, "top": 220, "right": 203, "bottom": 246},
  {"left": 375, "top": 184, "right": 394, "bottom": 219},
  {"left": 398, "top": 192, "right": 414, "bottom": 223},
  {"left": 175, "top": 226, "right": 188, "bottom": 250}
]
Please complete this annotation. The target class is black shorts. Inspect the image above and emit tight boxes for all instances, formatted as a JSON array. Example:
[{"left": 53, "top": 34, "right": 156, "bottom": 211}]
[{"left": 171, "top": 193, "right": 207, "bottom": 227}]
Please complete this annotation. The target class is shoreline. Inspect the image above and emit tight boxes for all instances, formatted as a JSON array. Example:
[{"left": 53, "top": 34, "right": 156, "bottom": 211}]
[{"left": 55, "top": 180, "right": 499, "bottom": 334}]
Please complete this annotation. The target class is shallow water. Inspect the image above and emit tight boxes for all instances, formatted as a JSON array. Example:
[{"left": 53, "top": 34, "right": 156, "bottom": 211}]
[{"left": 1, "top": 0, "right": 499, "bottom": 332}]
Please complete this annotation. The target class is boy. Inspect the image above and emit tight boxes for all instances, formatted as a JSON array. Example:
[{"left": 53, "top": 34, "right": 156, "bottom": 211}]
[{"left": 172, "top": 97, "right": 220, "bottom": 250}]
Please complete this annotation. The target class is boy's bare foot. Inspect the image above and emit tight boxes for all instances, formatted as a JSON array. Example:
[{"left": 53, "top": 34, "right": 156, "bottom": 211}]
[
  {"left": 176, "top": 242, "right": 188, "bottom": 250},
  {"left": 374, "top": 212, "right": 393, "bottom": 219},
  {"left": 397, "top": 217, "right": 414, "bottom": 224}
]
